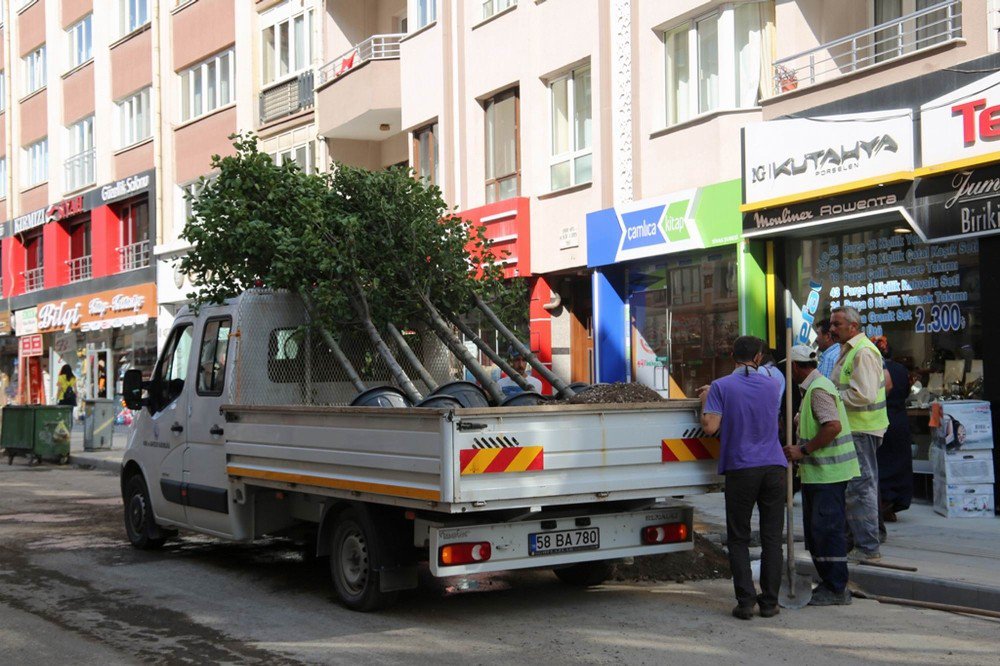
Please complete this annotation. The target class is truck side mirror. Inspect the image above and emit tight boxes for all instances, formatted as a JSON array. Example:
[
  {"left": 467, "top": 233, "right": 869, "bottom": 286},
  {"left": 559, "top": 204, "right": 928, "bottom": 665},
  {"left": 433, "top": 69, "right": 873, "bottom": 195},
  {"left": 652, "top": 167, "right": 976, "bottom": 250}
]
[{"left": 123, "top": 369, "right": 145, "bottom": 411}]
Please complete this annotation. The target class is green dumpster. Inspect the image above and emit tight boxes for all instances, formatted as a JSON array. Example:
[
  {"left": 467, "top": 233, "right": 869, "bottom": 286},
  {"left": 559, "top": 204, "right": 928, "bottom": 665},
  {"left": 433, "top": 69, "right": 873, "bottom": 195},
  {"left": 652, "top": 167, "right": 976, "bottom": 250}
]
[{"left": 1, "top": 405, "right": 73, "bottom": 465}]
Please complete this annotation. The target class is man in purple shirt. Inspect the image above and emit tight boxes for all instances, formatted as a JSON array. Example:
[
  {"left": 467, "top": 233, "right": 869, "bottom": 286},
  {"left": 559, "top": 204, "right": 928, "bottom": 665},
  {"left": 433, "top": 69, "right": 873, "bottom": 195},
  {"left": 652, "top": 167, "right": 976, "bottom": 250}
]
[{"left": 699, "top": 335, "right": 786, "bottom": 620}]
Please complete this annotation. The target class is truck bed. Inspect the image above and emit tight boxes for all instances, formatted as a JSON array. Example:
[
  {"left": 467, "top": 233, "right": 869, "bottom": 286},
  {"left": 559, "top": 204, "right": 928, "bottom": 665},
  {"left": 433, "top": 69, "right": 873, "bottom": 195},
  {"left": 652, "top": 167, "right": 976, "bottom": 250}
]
[{"left": 222, "top": 400, "right": 721, "bottom": 513}]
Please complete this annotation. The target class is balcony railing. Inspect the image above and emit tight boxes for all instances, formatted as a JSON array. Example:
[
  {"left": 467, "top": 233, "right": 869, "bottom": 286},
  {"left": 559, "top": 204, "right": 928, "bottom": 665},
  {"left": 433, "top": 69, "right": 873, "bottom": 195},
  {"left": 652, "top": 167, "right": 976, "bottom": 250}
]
[
  {"left": 67, "top": 255, "right": 92, "bottom": 282},
  {"left": 772, "top": 0, "right": 962, "bottom": 95},
  {"left": 259, "top": 70, "right": 315, "bottom": 125},
  {"left": 318, "top": 33, "right": 404, "bottom": 86},
  {"left": 64, "top": 148, "right": 96, "bottom": 193},
  {"left": 119, "top": 240, "right": 150, "bottom": 271},
  {"left": 23, "top": 268, "right": 44, "bottom": 292}
]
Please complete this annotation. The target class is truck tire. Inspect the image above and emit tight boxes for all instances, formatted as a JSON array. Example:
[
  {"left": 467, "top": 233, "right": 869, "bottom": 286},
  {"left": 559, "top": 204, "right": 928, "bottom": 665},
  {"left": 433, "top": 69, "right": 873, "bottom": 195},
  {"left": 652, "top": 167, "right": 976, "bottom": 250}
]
[
  {"left": 553, "top": 561, "right": 615, "bottom": 586},
  {"left": 329, "top": 507, "right": 399, "bottom": 611},
  {"left": 124, "top": 475, "right": 166, "bottom": 550}
]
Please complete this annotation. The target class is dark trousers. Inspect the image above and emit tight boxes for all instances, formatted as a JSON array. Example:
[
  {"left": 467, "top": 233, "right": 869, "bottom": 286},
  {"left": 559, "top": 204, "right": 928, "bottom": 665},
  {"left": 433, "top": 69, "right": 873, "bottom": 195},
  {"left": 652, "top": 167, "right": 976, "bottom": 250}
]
[
  {"left": 802, "top": 481, "right": 849, "bottom": 594},
  {"left": 724, "top": 465, "right": 786, "bottom": 609}
]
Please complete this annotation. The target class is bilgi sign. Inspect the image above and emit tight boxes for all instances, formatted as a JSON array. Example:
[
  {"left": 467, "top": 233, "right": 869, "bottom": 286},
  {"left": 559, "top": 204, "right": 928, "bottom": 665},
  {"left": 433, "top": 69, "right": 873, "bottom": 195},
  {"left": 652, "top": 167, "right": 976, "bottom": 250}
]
[
  {"left": 921, "top": 69, "right": 1000, "bottom": 169},
  {"left": 742, "top": 110, "right": 915, "bottom": 207}
]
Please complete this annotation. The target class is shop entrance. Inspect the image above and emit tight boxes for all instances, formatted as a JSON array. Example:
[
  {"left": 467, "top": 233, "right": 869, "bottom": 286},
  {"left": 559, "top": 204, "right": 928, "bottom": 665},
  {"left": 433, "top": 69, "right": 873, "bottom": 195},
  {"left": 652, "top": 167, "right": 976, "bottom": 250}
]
[{"left": 86, "top": 347, "right": 113, "bottom": 400}]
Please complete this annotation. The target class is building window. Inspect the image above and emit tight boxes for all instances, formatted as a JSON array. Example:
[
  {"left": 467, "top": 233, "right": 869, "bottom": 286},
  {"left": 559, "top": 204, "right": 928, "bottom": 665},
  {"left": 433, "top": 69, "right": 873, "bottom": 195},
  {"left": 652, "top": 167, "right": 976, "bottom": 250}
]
[
  {"left": 271, "top": 142, "right": 315, "bottom": 174},
  {"left": 0, "top": 71, "right": 6, "bottom": 112},
  {"left": 119, "top": 0, "right": 149, "bottom": 37},
  {"left": 22, "top": 138, "right": 47, "bottom": 188},
  {"left": 23, "top": 45, "right": 46, "bottom": 95},
  {"left": 181, "top": 49, "right": 235, "bottom": 122},
  {"left": 549, "top": 65, "right": 592, "bottom": 191},
  {"left": 416, "top": 0, "right": 436, "bottom": 28},
  {"left": 0, "top": 158, "right": 7, "bottom": 198},
  {"left": 65, "top": 116, "right": 95, "bottom": 192},
  {"left": 485, "top": 88, "right": 519, "bottom": 204},
  {"left": 23, "top": 231, "right": 44, "bottom": 292},
  {"left": 262, "top": 6, "right": 313, "bottom": 85},
  {"left": 117, "top": 87, "right": 151, "bottom": 148},
  {"left": 482, "top": 0, "right": 516, "bottom": 20},
  {"left": 413, "top": 123, "right": 438, "bottom": 186},
  {"left": 873, "top": 0, "right": 954, "bottom": 62},
  {"left": 664, "top": 3, "right": 763, "bottom": 126},
  {"left": 120, "top": 199, "right": 150, "bottom": 270},
  {"left": 68, "top": 220, "right": 92, "bottom": 282},
  {"left": 68, "top": 14, "right": 93, "bottom": 69}
]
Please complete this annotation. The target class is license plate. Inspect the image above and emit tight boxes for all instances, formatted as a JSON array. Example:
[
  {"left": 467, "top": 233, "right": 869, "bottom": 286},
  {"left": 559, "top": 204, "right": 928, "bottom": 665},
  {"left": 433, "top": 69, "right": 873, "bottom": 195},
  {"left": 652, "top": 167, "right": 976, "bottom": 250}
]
[{"left": 528, "top": 527, "right": 600, "bottom": 556}]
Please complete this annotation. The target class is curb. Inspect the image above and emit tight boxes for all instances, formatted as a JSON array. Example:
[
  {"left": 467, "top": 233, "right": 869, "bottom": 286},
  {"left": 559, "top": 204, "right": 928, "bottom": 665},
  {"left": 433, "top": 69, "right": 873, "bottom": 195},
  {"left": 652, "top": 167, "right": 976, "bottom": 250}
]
[{"left": 69, "top": 452, "right": 123, "bottom": 474}]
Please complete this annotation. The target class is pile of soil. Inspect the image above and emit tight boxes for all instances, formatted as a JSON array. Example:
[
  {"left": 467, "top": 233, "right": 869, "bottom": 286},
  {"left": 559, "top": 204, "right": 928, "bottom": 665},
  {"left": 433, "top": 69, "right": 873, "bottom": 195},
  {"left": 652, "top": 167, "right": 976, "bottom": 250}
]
[
  {"left": 566, "top": 382, "right": 666, "bottom": 404},
  {"left": 614, "top": 532, "right": 731, "bottom": 583}
]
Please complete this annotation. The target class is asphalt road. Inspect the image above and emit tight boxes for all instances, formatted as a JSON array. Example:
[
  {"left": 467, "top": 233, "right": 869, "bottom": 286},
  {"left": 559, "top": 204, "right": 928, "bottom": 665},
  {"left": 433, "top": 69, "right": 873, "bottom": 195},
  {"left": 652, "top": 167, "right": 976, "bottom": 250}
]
[{"left": 1, "top": 462, "right": 998, "bottom": 665}]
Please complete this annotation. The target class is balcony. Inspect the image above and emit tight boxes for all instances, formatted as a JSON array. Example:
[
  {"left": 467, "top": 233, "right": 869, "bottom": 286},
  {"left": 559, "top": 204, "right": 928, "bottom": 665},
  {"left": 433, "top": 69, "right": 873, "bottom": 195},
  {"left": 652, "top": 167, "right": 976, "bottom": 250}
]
[
  {"left": 119, "top": 240, "right": 150, "bottom": 271},
  {"left": 316, "top": 34, "right": 403, "bottom": 140},
  {"left": 772, "top": 0, "right": 962, "bottom": 96},
  {"left": 67, "top": 255, "right": 92, "bottom": 283},
  {"left": 259, "top": 71, "right": 315, "bottom": 125},
  {"left": 23, "top": 268, "right": 44, "bottom": 293},
  {"left": 64, "top": 148, "right": 96, "bottom": 193}
]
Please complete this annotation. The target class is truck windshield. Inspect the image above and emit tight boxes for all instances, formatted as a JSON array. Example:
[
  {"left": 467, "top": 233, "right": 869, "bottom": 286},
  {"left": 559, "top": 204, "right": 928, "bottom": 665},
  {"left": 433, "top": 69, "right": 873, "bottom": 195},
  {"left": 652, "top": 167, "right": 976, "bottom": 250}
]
[{"left": 152, "top": 325, "right": 193, "bottom": 410}]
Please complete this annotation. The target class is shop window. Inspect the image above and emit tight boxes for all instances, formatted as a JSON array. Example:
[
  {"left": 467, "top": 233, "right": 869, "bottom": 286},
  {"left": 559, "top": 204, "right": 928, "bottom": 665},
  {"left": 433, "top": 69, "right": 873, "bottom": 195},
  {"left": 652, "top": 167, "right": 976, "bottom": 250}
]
[
  {"left": 68, "top": 220, "right": 92, "bottom": 282},
  {"left": 549, "top": 65, "right": 592, "bottom": 191},
  {"left": 151, "top": 324, "right": 193, "bottom": 412},
  {"left": 484, "top": 88, "right": 519, "bottom": 204},
  {"left": 23, "top": 44, "right": 46, "bottom": 96},
  {"left": 197, "top": 317, "right": 232, "bottom": 395},
  {"left": 117, "top": 87, "right": 151, "bottom": 149},
  {"left": 786, "top": 228, "right": 980, "bottom": 395},
  {"left": 261, "top": 3, "right": 312, "bottom": 86},
  {"left": 629, "top": 249, "right": 739, "bottom": 398},
  {"left": 67, "top": 14, "right": 93, "bottom": 70},
  {"left": 663, "top": 3, "right": 763, "bottom": 126},
  {"left": 413, "top": 123, "right": 438, "bottom": 186},
  {"left": 22, "top": 138, "right": 48, "bottom": 188},
  {"left": 119, "top": 199, "right": 150, "bottom": 271},
  {"left": 181, "top": 49, "right": 235, "bottom": 122}
]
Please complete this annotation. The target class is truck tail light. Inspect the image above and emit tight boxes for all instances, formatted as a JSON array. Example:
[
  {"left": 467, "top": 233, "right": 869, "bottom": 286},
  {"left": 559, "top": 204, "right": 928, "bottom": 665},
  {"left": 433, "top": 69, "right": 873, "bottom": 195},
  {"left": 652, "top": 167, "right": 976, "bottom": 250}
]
[
  {"left": 439, "top": 542, "right": 492, "bottom": 566},
  {"left": 642, "top": 522, "right": 689, "bottom": 545}
]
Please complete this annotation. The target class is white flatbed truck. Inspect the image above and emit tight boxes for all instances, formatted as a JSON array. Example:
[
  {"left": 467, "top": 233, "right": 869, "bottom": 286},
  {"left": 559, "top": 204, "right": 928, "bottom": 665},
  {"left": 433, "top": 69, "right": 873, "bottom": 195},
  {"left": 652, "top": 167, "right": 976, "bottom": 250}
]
[{"left": 120, "top": 292, "right": 720, "bottom": 610}]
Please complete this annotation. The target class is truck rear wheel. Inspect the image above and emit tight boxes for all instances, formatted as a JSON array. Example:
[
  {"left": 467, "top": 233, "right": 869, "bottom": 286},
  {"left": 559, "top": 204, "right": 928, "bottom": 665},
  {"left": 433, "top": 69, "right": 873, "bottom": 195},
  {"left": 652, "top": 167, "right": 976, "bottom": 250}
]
[
  {"left": 124, "top": 475, "right": 166, "bottom": 550},
  {"left": 553, "top": 561, "right": 615, "bottom": 586},
  {"left": 329, "top": 507, "right": 398, "bottom": 611}
]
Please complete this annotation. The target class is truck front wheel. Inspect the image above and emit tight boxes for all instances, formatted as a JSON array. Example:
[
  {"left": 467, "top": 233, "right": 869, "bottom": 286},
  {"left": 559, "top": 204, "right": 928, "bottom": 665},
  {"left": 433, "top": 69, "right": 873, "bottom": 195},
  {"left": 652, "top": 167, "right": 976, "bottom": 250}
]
[
  {"left": 553, "top": 561, "right": 615, "bottom": 586},
  {"left": 123, "top": 475, "right": 166, "bottom": 550},
  {"left": 329, "top": 508, "right": 398, "bottom": 611}
]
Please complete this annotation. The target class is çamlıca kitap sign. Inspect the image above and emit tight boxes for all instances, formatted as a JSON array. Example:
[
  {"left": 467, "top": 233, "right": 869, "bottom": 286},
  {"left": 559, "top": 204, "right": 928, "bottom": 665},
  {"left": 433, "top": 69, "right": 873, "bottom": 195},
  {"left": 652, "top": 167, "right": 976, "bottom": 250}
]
[
  {"left": 920, "top": 68, "right": 1000, "bottom": 171},
  {"left": 35, "top": 283, "right": 157, "bottom": 334},
  {"left": 742, "top": 110, "right": 915, "bottom": 208},
  {"left": 585, "top": 180, "right": 742, "bottom": 268}
]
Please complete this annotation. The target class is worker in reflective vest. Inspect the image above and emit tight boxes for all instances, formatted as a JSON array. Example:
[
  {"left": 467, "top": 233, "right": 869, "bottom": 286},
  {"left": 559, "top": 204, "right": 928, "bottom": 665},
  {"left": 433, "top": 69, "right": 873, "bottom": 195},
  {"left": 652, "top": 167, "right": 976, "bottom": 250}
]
[
  {"left": 829, "top": 306, "right": 889, "bottom": 563},
  {"left": 784, "top": 345, "right": 861, "bottom": 607}
]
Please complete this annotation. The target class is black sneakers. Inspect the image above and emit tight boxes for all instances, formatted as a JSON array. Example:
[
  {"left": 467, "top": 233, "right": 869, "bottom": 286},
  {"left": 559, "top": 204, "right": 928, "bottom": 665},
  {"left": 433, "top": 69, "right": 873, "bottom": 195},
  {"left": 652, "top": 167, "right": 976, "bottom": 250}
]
[
  {"left": 759, "top": 605, "right": 781, "bottom": 617},
  {"left": 808, "top": 586, "right": 853, "bottom": 606},
  {"left": 732, "top": 605, "right": 754, "bottom": 620}
]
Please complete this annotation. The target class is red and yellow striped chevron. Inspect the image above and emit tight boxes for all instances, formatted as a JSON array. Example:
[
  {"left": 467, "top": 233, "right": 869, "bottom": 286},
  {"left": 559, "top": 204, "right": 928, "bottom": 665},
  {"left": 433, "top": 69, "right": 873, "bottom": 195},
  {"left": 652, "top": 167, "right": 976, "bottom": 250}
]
[
  {"left": 460, "top": 446, "right": 544, "bottom": 475},
  {"left": 661, "top": 438, "right": 720, "bottom": 462}
]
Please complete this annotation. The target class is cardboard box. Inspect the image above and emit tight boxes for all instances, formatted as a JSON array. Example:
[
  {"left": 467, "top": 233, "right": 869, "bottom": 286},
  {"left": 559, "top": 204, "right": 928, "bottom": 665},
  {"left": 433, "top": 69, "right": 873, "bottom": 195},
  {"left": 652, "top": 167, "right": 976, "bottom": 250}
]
[
  {"left": 930, "top": 448, "right": 996, "bottom": 484},
  {"left": 932, "top": 400, "right": 994, "bottom": 451},
  {"left": 933, "top": 481, "right": 996, "bottom": 518}
]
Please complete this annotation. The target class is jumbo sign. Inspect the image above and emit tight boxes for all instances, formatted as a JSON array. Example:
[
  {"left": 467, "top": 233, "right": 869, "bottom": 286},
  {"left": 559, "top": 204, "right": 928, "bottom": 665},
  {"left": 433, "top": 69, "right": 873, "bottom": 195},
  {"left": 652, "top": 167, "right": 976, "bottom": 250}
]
[{"left": 36, "top": 283, "right": 157, "bottom": 334}]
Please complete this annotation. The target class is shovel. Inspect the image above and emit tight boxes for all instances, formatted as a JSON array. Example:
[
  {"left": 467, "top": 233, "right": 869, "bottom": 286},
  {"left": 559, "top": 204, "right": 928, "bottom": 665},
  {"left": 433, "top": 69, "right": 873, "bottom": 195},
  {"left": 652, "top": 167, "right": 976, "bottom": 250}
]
[{"left": 779, "top": 293, "right": 812, "bottom": 609}]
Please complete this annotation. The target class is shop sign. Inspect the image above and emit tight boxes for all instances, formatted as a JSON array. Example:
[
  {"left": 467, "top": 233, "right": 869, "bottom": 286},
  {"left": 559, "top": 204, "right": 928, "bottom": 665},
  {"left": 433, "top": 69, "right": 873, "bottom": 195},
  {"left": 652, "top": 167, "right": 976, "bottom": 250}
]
[
  {"left": 921, "top": 69, "right": 1000, "bottom": 170},
  {"left": 913, "top": 163, "right": 1000, "bottom": 241},
  {"left": 559, "top": 226, "right": 579, "bottom": 250},
  {"left": 10, "top": 197, "right": 86, "bottom": 236},
  {"left": 35, "top": 283, "right": 157, "bottom": 334},
  {"left": 742, "top": 110, "right": 914, "bottom": 208},
  {"left": 0, "top": 311, "right": 11, "bottom": 336},
  {"left": 46, "top": 196, "right": 85, "bottom": 223},
  {"left": 19, "top": 334, "right": 43, "bottom": 357},
  {"left": 86, "top": 170, "right": 154, "bottom": 207},
  {"left": 14, "top": 307, "right": 38, "bottom": 336},
  {"left": 742, "top": 182, "right": 913, "bottom": 237},
  {"left": 12, "top": 207, "right": 48, "bottom": 235},
  {"left": 586, "top": 180, "right": 742, "bottom": 268}
]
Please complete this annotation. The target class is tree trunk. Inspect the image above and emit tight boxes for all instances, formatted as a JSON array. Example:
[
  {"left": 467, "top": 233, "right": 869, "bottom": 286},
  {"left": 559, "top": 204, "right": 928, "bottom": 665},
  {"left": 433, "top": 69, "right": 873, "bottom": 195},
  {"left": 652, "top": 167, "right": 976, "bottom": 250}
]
[
  {"left": 473, "top": 294, "right": 575, "bottom": 397},
  {"left": 386, "top": 322, "right": 438, "bottom": 392},
  {"left": 298, "top": 292, "right": 366, "bottom": 393},
  {"left": 350, "top": 281, "right": 423, "bottom": 404},
  {"left": 445, "top": 311, "right": 532, "bottom": 392},
  {"left": 418, "top": 293, "right": 506, "bottom": 405}
]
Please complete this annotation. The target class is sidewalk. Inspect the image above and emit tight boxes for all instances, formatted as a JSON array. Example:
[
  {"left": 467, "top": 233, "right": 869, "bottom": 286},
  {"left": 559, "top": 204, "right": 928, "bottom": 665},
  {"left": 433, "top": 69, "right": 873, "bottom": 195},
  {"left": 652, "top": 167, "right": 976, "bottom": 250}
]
[
  {"left": 68, "top": 435, "right": 1000, "bottom": 612},
  {"left": 682, "top": 491, "right": 1000, "bottom": 613}
]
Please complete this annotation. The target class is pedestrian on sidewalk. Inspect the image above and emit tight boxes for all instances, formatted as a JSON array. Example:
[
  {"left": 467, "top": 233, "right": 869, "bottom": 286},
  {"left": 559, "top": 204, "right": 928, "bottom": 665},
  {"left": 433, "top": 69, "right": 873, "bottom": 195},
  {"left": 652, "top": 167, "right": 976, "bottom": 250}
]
[
  {"left": 814, "top": 319, "right": 840, "bottom": 379},
  {"left": 871, "top": 336, "right": 913, "bottom": 538},
  {"left": 829, "top": 307, "right": 889, "bottom": 562},
  {"left": 699, "top": 336, "right": 786, "bottom": 620},
  {"left": 784, "top": 345, "right": 860, "bottom": 606}
]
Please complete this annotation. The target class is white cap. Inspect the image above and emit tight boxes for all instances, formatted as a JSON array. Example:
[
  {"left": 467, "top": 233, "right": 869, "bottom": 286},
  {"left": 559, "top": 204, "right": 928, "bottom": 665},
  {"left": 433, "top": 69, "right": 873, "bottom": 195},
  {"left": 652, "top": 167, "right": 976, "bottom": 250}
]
[{"left": 789, "top": 345, "right": 818, "bottom": 363}]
